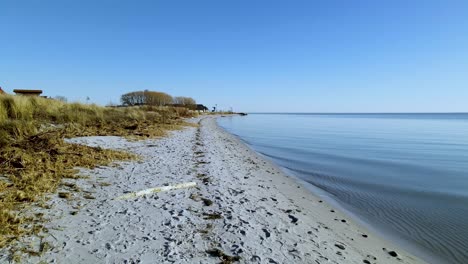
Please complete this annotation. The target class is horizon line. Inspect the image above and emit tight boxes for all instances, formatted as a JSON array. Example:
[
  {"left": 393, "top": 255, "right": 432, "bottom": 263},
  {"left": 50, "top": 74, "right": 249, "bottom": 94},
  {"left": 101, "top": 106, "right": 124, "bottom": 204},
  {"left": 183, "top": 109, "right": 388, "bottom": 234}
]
[{"left": 247, "top": 112, "right": 468, "bottom": 114}]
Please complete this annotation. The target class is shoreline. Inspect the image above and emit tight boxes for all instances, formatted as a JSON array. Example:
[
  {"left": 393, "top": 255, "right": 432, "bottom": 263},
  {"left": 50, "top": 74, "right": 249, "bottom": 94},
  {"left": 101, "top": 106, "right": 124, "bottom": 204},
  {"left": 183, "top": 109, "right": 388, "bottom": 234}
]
[
  {"left": 2, "top": 116, "right": 424, "bottom": 263},
  {"left": 256, "top": 154, "right": 438, "bottom": 264},
  {"left": 213, "top": 117, "right": 426, "bottom": 264},
  {"left": 216, "top": 115, "right": 452, "bottom": 264},
  {"left": 222, "top": 127, "right": 438, "bottom": 264}
]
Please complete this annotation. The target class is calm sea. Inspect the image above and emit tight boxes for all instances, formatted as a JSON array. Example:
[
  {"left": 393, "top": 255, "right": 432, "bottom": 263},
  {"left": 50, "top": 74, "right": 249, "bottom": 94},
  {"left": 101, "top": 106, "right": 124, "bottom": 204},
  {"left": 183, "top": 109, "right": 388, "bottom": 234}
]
[{"left": 218, "top": 113, "right": 468, "bottom": 264}]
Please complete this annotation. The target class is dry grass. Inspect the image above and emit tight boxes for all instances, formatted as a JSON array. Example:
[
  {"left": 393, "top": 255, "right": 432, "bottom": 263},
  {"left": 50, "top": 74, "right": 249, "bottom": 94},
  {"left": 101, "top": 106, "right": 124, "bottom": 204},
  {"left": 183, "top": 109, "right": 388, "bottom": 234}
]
[
  {"left": 0, "top": 94, "right": 197, "bottom": 251},
  {"left": 206, "top": 248, "right": 241, "bottom": 263}
]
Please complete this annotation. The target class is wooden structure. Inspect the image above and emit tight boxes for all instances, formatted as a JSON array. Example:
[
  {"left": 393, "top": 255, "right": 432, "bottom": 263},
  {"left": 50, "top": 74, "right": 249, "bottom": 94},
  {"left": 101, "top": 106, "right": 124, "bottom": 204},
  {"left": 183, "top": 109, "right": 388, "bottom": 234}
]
[
  {"left": 0, "top": 87, "right": 5, "bottom": 94},
  {"left": 13, "top": 89, "right": 43, "bottom": 96}
]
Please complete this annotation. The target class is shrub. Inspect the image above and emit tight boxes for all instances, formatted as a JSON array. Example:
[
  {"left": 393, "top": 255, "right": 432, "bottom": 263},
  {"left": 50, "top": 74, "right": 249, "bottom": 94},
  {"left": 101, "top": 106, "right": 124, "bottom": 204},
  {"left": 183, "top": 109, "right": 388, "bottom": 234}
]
[{"left": 0, "top": 93, "right": 197, "bottom": 252}]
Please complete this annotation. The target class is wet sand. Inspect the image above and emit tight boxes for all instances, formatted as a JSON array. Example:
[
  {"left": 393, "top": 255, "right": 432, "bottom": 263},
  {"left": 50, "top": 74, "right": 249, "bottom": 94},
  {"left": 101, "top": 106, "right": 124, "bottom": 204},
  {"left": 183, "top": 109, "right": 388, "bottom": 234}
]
[{"left": 3, "top": 116, "right": 424, "bottom": 263}]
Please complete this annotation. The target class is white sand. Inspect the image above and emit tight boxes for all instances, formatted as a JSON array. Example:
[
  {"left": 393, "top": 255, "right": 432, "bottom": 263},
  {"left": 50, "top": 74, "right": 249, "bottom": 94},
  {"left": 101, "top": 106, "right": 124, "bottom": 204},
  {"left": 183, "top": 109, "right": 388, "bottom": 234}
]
[{"left": 3, "top": 116, "right": 425, "bottom": 263}]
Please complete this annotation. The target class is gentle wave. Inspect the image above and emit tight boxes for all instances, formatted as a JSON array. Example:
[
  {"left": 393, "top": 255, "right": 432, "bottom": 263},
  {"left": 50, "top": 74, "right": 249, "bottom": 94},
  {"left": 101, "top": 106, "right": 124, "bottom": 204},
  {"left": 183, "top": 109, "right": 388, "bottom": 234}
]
[{"left": 218, "top": 113, "right": 468, "bottom": 264}]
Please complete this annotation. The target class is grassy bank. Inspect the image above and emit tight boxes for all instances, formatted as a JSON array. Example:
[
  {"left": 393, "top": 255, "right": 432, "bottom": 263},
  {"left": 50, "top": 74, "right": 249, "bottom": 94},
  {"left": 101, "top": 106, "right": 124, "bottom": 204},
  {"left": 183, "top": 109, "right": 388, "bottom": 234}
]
[{"left": 0, "top": 94, "right": 197, "bottom": 252}]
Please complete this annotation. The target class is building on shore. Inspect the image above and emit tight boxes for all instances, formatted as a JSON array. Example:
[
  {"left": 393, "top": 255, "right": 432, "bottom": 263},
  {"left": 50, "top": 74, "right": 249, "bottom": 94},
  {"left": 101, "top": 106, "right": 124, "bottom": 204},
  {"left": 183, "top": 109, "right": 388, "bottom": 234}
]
[
  {"left": 0, "top": 87, "right": 5, "bottom": 94},
  {"left": 13, "top": 89, "right": 43, "bottom": 96},
  {"left": 196, "top": 104, "right": 209, "bottom": 112},
  {"left": 167, "top": 103, "right": 208, "bottom": 112}
]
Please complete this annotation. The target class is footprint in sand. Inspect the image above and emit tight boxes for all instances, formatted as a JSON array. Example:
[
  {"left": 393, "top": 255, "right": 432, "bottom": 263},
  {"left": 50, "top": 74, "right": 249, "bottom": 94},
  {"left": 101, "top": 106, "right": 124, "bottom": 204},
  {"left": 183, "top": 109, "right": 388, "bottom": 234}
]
[
  {"left": 288, "top": 215, "right": 299, "bottom": 224},
  {"left": 335, "top": 243, "right": 346, "bottom": 250},
  {"left": 383, "top": 248, "right": 399, "bottom": 257}
]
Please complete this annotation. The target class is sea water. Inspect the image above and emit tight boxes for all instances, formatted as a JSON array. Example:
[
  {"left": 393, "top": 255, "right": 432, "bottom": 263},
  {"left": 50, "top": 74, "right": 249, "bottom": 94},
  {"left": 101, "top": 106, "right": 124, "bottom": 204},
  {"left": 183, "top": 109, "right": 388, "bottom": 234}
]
[{"left": 218, "top": 113, "right": 468, "bottom": 264}]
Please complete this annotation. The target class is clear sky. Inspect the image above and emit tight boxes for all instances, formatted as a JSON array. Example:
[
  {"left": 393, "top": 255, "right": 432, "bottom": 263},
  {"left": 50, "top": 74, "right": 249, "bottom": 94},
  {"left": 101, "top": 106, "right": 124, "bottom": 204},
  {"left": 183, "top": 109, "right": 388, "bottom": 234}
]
[{"left": 1, "top": 0, "right": 467, "bottom": 112}]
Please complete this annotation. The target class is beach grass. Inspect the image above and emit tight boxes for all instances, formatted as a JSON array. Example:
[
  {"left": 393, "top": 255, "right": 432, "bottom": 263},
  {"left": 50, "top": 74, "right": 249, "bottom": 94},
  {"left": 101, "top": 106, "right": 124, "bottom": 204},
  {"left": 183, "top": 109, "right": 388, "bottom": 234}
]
[{"left": 0, "top": 94, "right": 197, "bottom": 250}]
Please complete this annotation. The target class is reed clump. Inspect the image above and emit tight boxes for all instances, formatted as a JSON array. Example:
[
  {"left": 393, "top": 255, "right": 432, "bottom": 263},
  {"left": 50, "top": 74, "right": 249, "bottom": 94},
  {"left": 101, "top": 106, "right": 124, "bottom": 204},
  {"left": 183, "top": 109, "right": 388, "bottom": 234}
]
[{"left": 0, "top": 94, "right": 197, "bottom": 250}]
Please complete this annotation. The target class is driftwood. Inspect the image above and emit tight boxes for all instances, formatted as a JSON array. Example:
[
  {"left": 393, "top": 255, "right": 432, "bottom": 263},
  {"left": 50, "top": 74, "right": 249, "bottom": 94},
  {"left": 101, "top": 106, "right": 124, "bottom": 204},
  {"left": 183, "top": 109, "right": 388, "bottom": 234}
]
[{"left": 116, "top": 182, "right": 197, "bottom": 200}]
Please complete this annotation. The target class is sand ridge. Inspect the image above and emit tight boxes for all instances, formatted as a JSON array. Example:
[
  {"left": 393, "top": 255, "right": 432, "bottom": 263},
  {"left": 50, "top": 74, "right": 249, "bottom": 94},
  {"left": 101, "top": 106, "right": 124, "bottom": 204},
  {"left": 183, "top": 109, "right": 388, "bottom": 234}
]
[{"left": 2, "top": 116, "right": 424, "bottom": 263}]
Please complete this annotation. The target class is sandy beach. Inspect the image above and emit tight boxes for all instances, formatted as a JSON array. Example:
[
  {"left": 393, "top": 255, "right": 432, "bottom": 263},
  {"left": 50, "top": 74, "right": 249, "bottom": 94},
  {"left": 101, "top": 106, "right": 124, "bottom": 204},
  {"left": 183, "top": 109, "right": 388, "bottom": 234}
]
[{"left": 2, "top": 116, "right": 425, "bottom": 263}]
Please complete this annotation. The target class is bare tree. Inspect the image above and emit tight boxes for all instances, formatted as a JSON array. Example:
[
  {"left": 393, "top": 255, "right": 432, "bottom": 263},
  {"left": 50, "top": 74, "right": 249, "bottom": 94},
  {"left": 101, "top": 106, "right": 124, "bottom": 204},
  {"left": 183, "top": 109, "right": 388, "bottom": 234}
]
[
  {"left": 121, "top": 91, "right": 146, "bottom": 106},
  {"left": 145, "top": 91, "right": 173, "bottom": 106},
  {"left": 174, "top": 96, "right": 196, "bottom": 106},
  {"left": 121, "top": 91, "right": 196, "bottom": 108}
]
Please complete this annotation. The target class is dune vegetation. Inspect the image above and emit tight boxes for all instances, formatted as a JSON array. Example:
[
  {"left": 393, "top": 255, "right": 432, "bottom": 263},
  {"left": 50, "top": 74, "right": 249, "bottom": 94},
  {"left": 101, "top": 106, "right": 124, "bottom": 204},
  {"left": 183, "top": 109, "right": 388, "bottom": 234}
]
[{"left": 0, "top": 94, "right": 197, "bottom": 251}]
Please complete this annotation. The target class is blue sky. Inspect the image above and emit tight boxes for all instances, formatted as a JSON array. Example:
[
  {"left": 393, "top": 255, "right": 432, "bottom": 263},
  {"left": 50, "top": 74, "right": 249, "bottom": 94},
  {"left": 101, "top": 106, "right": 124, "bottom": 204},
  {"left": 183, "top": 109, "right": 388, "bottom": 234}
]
[{"left": 1, "top": 0, "right": 467, "bottom": 112}]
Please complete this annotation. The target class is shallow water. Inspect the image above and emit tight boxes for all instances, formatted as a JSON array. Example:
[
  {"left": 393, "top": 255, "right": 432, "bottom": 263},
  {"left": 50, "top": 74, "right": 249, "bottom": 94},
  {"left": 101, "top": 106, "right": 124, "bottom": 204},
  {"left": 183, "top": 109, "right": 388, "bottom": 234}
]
[{"left": 218, "top": 113, "right": 468, "bottom": 264}]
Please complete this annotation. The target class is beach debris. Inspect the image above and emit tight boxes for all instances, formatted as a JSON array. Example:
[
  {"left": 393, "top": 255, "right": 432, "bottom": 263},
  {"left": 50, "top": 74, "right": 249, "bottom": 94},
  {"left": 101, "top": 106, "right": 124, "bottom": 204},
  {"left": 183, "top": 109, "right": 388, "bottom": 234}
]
[
  {"left": 115, "top": 182, "right": 197, "bottom": 200},
  {"left": 189, "top": 193, "right": 200, "bottom": 200},
  {"left": 62, "top": 182, "right": 80, "bottom": 191},
  {"left": 206, "top": 248, "right": 241, "bottom": 263},
  {"left": 22, "top": 240, "right": 53, "bottom": 257},
  {"left": 83, "top": 194, "right": 96, "bottom": 199},
  {"left": 58, "top": 192, "right": 71, "bottom": 199},
  {"left": 201, "top": 197, "right": 213, "bottom": 206},
  {"left": 197, "top": 223, "right": 214, "bottom": 234},
  {"left": 203, "top": 212, "right": 223, "bottom": 220},
  {"left": 197, "top": 173, "right": 212, "bottom": 185},
  {"left": 189, "top": 193, "right": 213, "bottom": 206}
]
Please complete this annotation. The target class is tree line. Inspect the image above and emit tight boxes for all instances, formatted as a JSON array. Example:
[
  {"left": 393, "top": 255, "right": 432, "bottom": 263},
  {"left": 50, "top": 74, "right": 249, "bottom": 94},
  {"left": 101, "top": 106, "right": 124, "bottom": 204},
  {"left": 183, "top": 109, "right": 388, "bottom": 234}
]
[{"left": 121, "top": 90, "right": 196, "bottom": 107}]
